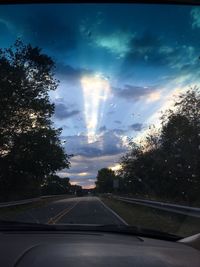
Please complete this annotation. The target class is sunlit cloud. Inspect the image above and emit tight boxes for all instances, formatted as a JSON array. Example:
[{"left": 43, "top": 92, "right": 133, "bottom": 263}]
[
  {"left": 121, "top": 135, "right": 129, "bottom": 147},
  {"left": 84, "top": 184, "right": 95, "bottom": 189},
  {"left": 109, "top": 164, "right": 121, "bottom": 172},
  {"left": 81, "top": 74, "right": 111, "bottom": 143},
  {"left": 95, "top": 31, "right": 134, "bottom": 58},
  {"left": 146, "top": 90, "right": 162, "bottom": 103},
  {"left": 70, "top": 181, "right": 78, "bottom": 185},
  {"left": 77, "top": 172, "right": 89, "bottom": 176}
]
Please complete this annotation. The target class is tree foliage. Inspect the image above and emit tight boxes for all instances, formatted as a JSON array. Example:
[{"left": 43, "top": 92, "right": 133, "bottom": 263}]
[
  {"left": 0, "top": 40, "right": 70, "bottom": 200},
  {"left": 119, "top": 88, "right": 200, "bottom": 204},
  {"left": 95, "top": 168, "right": 119, "bottom": 193},
  {"left": 42, "top": 175, "right": 70, "bottom": 195}
]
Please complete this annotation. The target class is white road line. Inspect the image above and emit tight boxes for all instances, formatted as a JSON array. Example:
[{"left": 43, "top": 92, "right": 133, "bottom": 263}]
[{"left": 98, "top": 198, "right": 128, "bottom": 225}]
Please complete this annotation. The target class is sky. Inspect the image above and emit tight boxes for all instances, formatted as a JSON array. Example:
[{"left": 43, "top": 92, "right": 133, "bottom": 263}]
[{"left": 0, "top": 3, "right": 200, "bottom": 188}]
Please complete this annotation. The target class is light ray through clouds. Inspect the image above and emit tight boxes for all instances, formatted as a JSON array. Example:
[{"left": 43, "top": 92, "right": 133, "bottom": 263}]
[{"left": 81, "top": 74, "right": 111, "bottom": 143}]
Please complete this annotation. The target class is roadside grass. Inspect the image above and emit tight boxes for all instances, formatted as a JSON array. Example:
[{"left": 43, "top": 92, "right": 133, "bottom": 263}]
[
  {"left": 127, "top": 195, "right": 200, "bottom": 208},
  {"left": 102, "top": 197, "right": 200, "bottom": 238},
  {"left": 0, "top": 195, "right": 73, "bottom": 221}
]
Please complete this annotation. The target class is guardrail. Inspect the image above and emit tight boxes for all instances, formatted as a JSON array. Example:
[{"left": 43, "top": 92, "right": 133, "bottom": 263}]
[
  {"left": 113, "top": 196, "right": 200, "bottom": 218},
  {"left": 0, "top": 194, "right": 70, "bottom": 208}
]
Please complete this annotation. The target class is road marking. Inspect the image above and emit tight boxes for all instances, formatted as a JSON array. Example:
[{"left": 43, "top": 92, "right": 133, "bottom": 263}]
[
  {"left": 47, "top": 201, "right": 80, "bottom": 224},
  {"left": 98, "top": 198, "right": 128, "bottom": 225}
]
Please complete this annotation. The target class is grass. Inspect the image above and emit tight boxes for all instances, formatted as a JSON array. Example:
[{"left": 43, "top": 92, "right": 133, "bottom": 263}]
[
  {"left": 102, "top": 197, "right": 200, "bottom": 238},
  {"left": 0, "top": 195, "right": 72, "bottom": 221}
]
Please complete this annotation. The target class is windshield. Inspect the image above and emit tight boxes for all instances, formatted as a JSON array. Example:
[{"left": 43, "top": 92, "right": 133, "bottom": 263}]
[{"left": 0, "top": 3, "right": 199, "bottom": 239}]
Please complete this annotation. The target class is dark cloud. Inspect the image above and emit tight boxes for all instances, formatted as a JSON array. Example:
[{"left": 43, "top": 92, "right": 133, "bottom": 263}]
[
  {"left": 25, "top": 7, "right": 77, "bottom": 53},
  {"left": 98, "top": 126, "right": 107, "bottom": 133},
  {"left": 54, "top": 103, "right": 80, "bottom": 120},
  {"left": 129, "top": 123, "right": 143, "bottom": 131},
  {"left": 110, "top": 128, "right": 126, "bottom": 135},
  {"left": 124, "top": 32, "right": 167, "bottom": 66},
  {"left": 56, "top": 63, "right": 93, "bottom": 82},
  {"left": 114, "top": 84, "right": 158, "bottom": 100},
  {"left": 114, "top": 120, "right": 122, "bottom": 124},
  {"left": 131, "top": 32, "right": 161, "bottom": 52},
  {"left": 124, "top": 32, "right": 197, "bottom": 70},
  {"left": 99, "top": 131, "right": 127, "bottom": 155},
  {"left": 79, "top": 146, "right": 102, "bottom": 157},
  {"left": 62, "top": 135, "right": 100, "bottom": 158},
  {"left": 107, "top": 111, "right": 116, "bottom": 115},
  {"left": 0, "top": 6, "right": 80, "bottom": 54},
  {"left": 63, "top": 130, "right": 127, "bottom": 158}
]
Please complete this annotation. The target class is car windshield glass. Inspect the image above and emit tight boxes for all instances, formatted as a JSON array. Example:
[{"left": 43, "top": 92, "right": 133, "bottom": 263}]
[{"left": 0, "top": 3, "right": 199, "bottom": 239}]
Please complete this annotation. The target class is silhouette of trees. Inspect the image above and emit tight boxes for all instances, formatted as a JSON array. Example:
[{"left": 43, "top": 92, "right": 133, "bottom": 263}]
[
  {"left": 0, "top": 40, "right": 70, "bottom": 200},
  {"left": 114, "top": 88, "right": 200, "bottom": 204},
  {"left": 95, "top": 168, "right": 119, "bottom": 193},
  {"left": 41, "top": 175, "right": 70, "bottom": 195}
]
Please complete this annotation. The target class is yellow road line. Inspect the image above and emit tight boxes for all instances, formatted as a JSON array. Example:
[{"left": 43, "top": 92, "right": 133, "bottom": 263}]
[
  {"left": 48, "top": 208, "right": 68, "bottom": 224},
  {"left": 47, "top": 201, "right": 80, "bottom": 224}
]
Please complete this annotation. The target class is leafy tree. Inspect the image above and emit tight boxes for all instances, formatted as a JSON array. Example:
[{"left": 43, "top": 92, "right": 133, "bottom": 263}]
[
  {"left": 0, "top": 40, "right": 70, "bottom": 200},
  {"left": 119, "top": 134, "right": 163, "bottom": 197},
  {"left": 119, "top": 88, "right": 200, "bottom": 204},
  {"left": 42, "top": 175, "right": 70, "bottom": 195},
  {"left": 160, "top": 89, "right": 200, "bottom": 202},
  {"left": 95, "top": 168, "right": 116, "bottom": 193}
]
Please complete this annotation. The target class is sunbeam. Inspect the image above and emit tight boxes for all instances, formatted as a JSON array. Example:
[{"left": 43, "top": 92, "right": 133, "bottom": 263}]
[{"left": 81, "top": 74, "right": 110, "bottom": 143}]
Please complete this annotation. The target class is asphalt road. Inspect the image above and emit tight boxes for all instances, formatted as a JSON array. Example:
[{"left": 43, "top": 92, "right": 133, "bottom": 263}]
[{"left": 11, "top": 196, "right": 127, "bottom": 225}]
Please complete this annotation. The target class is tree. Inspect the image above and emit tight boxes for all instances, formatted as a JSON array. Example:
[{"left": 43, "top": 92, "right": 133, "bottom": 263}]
[
  {"left": 42, "top": 175, "right": 70, "bottom": 195},
  {"left": 0, "top": 40, "right": 70, "bottom": 200},
  {"left": 119, "top": 88, "right": 200, "bottom": 204},
  {"left": 119, "top": 134, "right": 163, "bottom": 197},
  {"left": 95, "top": 168, "right": 116, "bottom": 193},
  {"left": 160, "top": 89, "right": 200, "bottom": 202}
]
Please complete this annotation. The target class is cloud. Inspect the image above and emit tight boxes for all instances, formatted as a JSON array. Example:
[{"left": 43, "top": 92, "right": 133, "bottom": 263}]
[
  {"left": 26, "top": 8, "right": 77, "bottom": 53},
  {"left": 131, "top": 32, "right": 161, "bottom": 54},
  {"left": 56, "top": 170, "right": 96, "bottom": 188},
  {"left": 63, "top": 129, "right": 127, "bottom": 158},
  {"left": 54, "top": 103, "right": 80, "bottom": 120},
  {"left": 114, "top": 120, "right": 122, "bottom": 124},
  {"left": 123, "top": 32, "right": 167, "bottom": 66},
  {"left": 0, "top": 6, "right": 81, "bottom": 55},
  {"left": 191, "top": 8, "right": 200, "bottom": 28},
  {"left": 110, "top": 128, "right": 127, "bottom": 135},
  {"left": 107, "top": 111, "right": 116, "bottom": 116},
  {"left": 124, "top": 32, "right": 197, "bottom": 71},
  {"left": 98, "top": 126, "right": 107, "bottom": 133},
  {"left": 57, "top": 152, "right": 125, "bottom": 187},
  {"left": 80, "top": 15, "right": 134, "bottom": 58},
  {"left": 94, "top": 30, "right": 134, "bottom": 58},
  {"left": 114, "top": 84, "right": 159, "bottom": 101},
  {"left": 129, "top": 123, "right": 143, "bottom": 131},
  {"left": 56, "top": 63, "right": 93, "bottom": 83}
]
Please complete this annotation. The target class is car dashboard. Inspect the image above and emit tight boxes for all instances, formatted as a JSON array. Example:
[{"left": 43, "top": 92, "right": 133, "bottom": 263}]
[{"left": 0, "top": 230, "right": 200, "bottom": 267}]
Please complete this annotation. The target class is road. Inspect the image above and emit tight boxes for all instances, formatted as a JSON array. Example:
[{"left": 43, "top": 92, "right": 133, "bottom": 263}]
[{"left": 9, "top": 196, "right": 127, "bottom": 225}]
